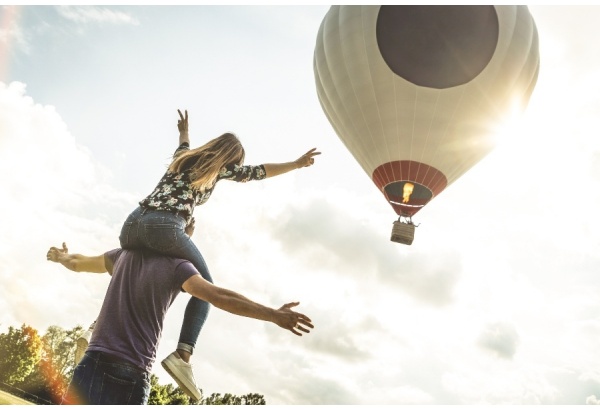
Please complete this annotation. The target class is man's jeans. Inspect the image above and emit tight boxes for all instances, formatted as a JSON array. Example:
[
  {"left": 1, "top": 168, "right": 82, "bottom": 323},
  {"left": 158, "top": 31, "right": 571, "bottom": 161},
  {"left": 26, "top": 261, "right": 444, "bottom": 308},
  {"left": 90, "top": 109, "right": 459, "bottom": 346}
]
[{"left": 62, "top": 351, "right": 150, "bottom": 405}]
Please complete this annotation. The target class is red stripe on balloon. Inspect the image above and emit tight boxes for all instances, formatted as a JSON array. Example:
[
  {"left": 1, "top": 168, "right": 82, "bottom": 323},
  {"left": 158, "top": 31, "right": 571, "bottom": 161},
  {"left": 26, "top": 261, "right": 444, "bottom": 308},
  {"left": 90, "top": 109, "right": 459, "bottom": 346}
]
[{"left": 372, "top": 161, "right": 448, "bottom": 216}]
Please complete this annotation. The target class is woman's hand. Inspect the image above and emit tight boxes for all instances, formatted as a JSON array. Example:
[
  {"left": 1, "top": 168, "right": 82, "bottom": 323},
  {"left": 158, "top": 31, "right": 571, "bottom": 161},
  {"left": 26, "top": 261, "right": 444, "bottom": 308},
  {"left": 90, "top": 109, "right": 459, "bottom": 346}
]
[
  {"left": 177, "top": 109, "right": 188, "bottom": 133},
  {"left": 185, "top": 217, "right": 196, "bottom": 237},
  {"left": 294, "top": 148, "right": 321, "bottom": 168},
  {"left": 177, "top": 109, "right": 190, "bottom": 146}
]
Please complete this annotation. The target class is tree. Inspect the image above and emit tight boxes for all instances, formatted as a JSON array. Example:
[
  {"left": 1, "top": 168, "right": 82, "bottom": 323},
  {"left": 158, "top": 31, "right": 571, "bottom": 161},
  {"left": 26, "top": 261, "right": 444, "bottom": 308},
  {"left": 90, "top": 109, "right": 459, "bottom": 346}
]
[
  {"left": 40, "top": 325, "right": 83, "bottom": 381},
  {"left": 0, "top": 324, "right": 43, "bottom": 385},
  {"left": 237, "top": 393, "right": 266, "bottom": 405},
  {"left": 148, "top": 375, "right": 266, "bottom": 405},
  {"left": 200, "top": 392, "right": 266, "bottom": 405},
  {"left": 17, "top": 325, "right": 83, "bottom": 403},
  {"left": 148, "top": 374, "right": 196, "bottom": 405},
  {"left": 0, "top": 323, "right": 266, "bottom": 405}
]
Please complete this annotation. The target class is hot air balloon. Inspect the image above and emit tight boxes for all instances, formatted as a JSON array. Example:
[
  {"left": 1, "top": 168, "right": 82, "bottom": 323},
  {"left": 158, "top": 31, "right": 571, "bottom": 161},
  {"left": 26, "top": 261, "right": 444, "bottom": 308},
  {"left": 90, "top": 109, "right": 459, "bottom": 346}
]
[{"left": 313, "top": 6, "right": 539, "bottom": 245}]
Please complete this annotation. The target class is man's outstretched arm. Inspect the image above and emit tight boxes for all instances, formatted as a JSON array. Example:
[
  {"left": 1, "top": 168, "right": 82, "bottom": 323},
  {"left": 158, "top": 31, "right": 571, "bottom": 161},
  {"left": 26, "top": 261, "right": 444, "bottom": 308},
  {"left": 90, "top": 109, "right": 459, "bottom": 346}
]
[
  {"left": 46, "top": 242, "right": 107, "bottom": 274},
  {"left": 182, "top": 274, "right": 314, "bottom": 336},
  {"left": 46, "top": 242, "right": 314, "bottom": 335}
]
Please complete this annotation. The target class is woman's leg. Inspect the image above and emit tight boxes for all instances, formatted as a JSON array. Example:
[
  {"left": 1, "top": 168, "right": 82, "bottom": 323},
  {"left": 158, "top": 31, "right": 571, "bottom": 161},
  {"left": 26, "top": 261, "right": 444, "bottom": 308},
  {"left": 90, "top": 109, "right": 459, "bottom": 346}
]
[
  {"left": 118, "top": 208, "right": 208, "bottom": 399},
  {"left": 164, "top": 234, "right": 213, "bottom": 353}
]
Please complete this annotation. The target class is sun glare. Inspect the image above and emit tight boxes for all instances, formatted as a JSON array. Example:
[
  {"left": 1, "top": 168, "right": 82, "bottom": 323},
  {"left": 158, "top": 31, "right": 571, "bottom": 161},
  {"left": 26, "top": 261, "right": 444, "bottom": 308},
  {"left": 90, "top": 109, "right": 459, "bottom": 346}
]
[{"left": 489, "top": 97, "right": 529, "bottom": 150}]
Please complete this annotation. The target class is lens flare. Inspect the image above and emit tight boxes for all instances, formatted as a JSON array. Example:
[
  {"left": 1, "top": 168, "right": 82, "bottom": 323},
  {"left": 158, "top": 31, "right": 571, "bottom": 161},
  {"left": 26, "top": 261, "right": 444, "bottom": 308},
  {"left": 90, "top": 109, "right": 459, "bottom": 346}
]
[{"left": 0, "top": 6, "right": 22, "bottom": 82}]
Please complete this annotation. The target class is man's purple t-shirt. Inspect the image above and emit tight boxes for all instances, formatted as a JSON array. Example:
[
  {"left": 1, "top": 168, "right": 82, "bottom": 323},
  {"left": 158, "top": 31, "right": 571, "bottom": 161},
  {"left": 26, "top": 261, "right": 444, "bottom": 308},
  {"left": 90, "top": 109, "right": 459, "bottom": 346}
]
[{"left": 87, "top": 248, "right": 197, "bottom": 372}]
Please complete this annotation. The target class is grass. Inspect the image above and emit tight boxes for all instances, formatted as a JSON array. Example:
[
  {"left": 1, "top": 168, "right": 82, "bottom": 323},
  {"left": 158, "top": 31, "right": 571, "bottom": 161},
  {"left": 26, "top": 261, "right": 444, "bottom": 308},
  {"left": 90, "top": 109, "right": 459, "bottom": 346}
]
[{"left": 0, "top": 389, "right": 34, "bottom": 405}]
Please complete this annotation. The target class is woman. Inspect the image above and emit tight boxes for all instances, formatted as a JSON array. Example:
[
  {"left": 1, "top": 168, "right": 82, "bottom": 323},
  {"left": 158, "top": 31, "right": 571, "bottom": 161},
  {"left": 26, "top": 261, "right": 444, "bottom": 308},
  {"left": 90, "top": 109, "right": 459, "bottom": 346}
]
[{"left": 118, "top": 109, "right": 320, "bottom": 400}]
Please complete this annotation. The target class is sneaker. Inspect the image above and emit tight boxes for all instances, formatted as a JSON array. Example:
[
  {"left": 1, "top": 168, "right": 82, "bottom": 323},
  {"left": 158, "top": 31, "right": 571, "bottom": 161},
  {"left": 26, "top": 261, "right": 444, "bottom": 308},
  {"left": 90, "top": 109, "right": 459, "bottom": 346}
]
[
  {"left": 161, "top": 351, "right": 202, "bottom": 401},
  {"left": 75, "top": 321, "right": 96, "bottom": 365}
]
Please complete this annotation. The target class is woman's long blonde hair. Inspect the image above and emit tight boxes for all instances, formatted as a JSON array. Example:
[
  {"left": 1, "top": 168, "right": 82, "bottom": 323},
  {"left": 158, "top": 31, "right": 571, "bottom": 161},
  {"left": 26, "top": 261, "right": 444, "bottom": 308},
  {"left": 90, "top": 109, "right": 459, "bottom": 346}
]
[{"left": 168, "top": 132, "right": 245, "bottom": 192}]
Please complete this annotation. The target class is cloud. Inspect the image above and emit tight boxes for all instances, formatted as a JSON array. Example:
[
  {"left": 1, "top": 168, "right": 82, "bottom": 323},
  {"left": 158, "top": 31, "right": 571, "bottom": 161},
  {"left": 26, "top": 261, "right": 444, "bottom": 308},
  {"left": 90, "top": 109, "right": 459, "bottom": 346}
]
[
  {"left": 56, "top": 6, "right": 139, "bottom": 26},
  {"left": 0, "top": 81, "right": 134, "bottom": 331},
  {"left": 263, "top": 195, "right": 461, "bottom": 306},
  {"left": 477, "top": 321, "right": 520, "bottom": 360},
  {"left": 266, "top": 308, "right": 374, "bottom": 363},
  {"left": 592, "top": 152, "right": 600, "bottom": 181},
  {"left": 587, "top": 395, "right": 600, "bottom": 405}
]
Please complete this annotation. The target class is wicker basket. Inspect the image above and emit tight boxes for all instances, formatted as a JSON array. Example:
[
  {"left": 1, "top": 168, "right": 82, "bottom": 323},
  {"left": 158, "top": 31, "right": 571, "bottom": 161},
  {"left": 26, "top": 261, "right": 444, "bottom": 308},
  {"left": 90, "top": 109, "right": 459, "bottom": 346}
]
[{"left": 391, "top": 220, "right": 415, "bottom": 245}]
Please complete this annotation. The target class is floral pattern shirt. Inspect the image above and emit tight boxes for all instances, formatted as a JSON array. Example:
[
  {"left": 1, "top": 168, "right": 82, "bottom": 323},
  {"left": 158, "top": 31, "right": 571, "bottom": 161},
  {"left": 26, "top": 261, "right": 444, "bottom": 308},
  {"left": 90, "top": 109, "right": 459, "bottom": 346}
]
[{"left": 139, "top": 143, "right": 266, "bottom": 224}]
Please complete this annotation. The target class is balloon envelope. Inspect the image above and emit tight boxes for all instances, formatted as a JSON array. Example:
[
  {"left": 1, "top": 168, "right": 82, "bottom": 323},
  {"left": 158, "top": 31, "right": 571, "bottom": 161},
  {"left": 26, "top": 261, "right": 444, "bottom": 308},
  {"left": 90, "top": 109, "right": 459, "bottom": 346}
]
[{"left": 314, "top": 5, "right": 539, "bottom": 218}]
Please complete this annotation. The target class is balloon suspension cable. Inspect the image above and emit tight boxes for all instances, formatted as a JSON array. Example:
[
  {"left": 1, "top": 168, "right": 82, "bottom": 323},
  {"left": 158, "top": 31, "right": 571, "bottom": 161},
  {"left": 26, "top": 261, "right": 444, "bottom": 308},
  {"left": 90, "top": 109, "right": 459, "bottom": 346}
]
[{"left": 398, "top": 214, "right": 420, "bottom": 227}]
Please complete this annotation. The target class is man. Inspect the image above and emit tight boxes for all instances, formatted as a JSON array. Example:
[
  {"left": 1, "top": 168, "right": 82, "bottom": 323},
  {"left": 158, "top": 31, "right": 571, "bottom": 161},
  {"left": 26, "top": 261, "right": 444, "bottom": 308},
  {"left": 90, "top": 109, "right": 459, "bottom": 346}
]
[{"left": 46, "top": 240, "right": 313, "bottom": 405}]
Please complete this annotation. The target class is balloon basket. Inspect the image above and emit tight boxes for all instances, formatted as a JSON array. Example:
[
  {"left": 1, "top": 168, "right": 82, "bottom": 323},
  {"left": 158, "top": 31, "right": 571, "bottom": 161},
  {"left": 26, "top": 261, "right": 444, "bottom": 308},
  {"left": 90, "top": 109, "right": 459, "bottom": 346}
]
[{"left": 391, "top": 220, "right": 415, "bottom": 245}]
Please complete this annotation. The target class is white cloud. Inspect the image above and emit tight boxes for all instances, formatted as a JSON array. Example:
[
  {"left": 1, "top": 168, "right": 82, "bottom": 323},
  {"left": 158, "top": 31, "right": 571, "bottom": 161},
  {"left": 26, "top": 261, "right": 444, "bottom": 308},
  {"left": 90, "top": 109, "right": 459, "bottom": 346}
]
[
  {"left": 477, "top": 321, "right": 520, "bottom": 360},
  {"left": 587, "top": 395, "right": 600, "bottom": 405},
  {"left": 263, "top": 194, "right": 462, "bottom": 306},
  {"left": 0, "top": 81, "right": 134, "bottom": 332},
  {"left": 56, "top": 6, "right": 140, "bottom": 26}
]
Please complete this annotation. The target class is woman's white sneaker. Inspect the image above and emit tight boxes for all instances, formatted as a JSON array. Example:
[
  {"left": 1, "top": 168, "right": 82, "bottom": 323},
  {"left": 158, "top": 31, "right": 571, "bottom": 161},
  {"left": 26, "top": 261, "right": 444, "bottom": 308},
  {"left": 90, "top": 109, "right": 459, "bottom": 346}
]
[{"left": 161, "top": 351, "right": 202, "bottom": 401}]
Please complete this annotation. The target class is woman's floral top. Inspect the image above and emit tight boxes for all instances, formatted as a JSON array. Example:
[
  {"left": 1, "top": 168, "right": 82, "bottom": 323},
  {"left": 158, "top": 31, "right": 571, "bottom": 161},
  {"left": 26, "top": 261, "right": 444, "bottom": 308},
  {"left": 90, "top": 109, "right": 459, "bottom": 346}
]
[{"left": 139, "top": 143, "right": 266, "bottom": 225}]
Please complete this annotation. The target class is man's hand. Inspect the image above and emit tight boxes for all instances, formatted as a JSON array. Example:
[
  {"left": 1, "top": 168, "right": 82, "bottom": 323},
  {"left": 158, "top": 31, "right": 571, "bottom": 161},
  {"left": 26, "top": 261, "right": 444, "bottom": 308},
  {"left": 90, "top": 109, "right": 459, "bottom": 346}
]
[
  {"left": 46, "top": 242, "right": 107, "bottom": 273},
  {"left": 185, "top": 217, "right": 196, "bottom": 237},
  {"left": 47, "top": 242, "right": 69, "bottom": 263},
  {"left": 275, "top": 302, "right": 314, "bottom": 336}
]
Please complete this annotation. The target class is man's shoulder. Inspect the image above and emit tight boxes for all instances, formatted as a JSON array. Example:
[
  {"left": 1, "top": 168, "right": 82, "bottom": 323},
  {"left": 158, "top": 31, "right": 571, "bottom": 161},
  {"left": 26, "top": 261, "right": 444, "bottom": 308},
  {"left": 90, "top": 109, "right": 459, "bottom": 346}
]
[
  {"left": 143, "top": 253, "right": 198, "bottom": 286},
  {"left": 143, "top": 250, "right": 191, "bottom": 266},
  {"left": 127, "top": 249, "right": 196, "bottom": 270},
  {"left": 107, "top": 248, "right": 197, "bottom": 274},
  {"left": 107, "top": 248, "right": 187, "bottom": 265}
]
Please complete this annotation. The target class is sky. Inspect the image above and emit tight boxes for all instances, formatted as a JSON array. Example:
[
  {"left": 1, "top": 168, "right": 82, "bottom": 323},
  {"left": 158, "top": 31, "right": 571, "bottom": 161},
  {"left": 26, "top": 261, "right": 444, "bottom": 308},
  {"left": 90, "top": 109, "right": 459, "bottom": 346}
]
[{"left": 1, "top": 4, "right": 600, "bottom": 406}]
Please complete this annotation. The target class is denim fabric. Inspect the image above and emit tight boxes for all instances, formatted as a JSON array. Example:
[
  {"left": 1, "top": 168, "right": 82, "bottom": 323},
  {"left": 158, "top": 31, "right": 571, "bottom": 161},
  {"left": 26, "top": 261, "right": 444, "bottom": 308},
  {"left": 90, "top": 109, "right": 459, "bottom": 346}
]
[
  {"left": 62, "top": 351, "right": 150, "bottom": 405},
  {"left": 119, "top": 206, "right": 212, "bottom": 351}
]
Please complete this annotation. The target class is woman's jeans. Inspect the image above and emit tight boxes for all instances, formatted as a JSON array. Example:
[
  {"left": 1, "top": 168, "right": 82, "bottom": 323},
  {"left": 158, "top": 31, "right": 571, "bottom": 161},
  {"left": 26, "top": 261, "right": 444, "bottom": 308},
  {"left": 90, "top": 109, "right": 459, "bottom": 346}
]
[
  {"left": 119, "top": 206, "right": 212, "bottom": 353},
  {"left": 62, "top": 351, "right": 150, "bottom": 405}
]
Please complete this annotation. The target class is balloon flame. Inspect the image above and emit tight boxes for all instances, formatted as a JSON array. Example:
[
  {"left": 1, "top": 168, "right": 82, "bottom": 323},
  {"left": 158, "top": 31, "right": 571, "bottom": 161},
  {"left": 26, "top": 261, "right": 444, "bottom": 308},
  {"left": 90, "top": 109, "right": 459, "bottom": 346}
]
[{"left": 402, "top": 182, "right": 414, "bottom": 203}]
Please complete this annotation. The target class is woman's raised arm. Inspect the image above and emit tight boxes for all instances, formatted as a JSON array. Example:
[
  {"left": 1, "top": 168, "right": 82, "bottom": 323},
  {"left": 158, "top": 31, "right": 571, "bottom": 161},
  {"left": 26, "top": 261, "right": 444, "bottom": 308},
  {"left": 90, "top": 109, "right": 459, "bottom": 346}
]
[{"left": 262, "top": 148, "right": 321, "bottom": 178}]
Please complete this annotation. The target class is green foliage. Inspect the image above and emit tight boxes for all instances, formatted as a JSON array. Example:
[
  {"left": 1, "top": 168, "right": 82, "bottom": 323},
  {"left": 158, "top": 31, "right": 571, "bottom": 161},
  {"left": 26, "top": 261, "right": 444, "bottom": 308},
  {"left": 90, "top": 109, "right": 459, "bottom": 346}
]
[
  {"left": 148, "top": 374, "right": 197, "bottom": 405},
  {"left": 0, "top": 323, "right": 266, "bottom": 405},
  {"left": 200, "top": 392, "right": 266, "bottom": 405},
  {"left": 0, "top": 324, "right": 43, "bottom": 385},
  {"left": 41, "top": 325, "right": 83, "bottom": 381},
  {"left": 147, "top": 376, "right": 267, "bottom": 405}
]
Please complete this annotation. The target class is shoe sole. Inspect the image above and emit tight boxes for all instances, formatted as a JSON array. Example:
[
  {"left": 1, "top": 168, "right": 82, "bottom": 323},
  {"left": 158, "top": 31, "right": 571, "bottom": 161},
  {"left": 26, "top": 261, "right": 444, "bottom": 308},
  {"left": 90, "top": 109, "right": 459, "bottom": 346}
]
[{"left": 161, "top": 358, "right": 202, "bottom": 401}]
